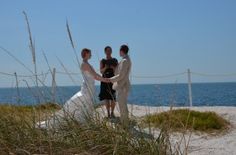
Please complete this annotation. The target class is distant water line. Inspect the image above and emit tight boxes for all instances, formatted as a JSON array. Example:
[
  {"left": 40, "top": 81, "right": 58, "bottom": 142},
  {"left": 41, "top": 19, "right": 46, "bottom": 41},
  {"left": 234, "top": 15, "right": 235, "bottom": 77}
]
[{"left": 0, "top": 83, "right": 236, "bottom": 106}]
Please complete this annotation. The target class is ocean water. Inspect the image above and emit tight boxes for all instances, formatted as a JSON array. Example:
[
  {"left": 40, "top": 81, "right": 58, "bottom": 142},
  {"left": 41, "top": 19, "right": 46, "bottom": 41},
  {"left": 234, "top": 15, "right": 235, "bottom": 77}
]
[{"left": 0, "top": 83, "right": 236, "bottom": 106}]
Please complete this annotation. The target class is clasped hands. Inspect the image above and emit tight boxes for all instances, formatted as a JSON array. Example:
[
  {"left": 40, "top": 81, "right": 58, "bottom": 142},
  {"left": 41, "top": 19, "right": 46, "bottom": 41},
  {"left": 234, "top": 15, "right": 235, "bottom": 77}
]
[{"left": 103, "top": 78, "right": 112, "bottom": 83}]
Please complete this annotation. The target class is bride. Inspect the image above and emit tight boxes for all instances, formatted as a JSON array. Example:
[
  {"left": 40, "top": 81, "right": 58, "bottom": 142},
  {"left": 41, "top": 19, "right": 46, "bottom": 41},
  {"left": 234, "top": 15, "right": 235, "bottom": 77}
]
[{"left": 38, "top": 48, "right": 108, "bottom": 128}]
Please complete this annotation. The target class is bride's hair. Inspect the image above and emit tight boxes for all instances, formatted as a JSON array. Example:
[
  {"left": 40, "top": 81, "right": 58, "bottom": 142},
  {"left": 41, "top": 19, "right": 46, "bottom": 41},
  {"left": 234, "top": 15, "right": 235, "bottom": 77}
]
[{"left": 81, "top": 48, "right": 91, "bottom": 58}]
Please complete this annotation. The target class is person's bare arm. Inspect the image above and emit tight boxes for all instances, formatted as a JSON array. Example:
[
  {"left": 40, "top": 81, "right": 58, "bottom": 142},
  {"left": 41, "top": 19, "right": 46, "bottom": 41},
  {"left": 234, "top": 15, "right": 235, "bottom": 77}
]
[
  {"left": 83, "top": 63, "right": 108, "bottom": 82},
  {"left": 100, "top": 60, "right": 107, "bottom": 74}
]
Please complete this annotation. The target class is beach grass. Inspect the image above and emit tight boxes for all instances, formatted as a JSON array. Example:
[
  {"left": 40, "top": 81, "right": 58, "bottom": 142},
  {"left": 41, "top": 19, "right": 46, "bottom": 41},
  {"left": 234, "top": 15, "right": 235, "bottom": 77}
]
[
  {"left": 0, "top": 103, "right": 177, "bottom": 154},
  {"left": 142, "top": 109, "right": 230, "bottom": 133}
]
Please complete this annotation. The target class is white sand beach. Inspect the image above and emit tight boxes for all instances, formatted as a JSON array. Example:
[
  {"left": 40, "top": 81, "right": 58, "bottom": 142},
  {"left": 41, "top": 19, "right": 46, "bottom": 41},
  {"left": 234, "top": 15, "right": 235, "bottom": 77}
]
[{"left": 102, "top": 104, "right": 236, "bottom": 155}]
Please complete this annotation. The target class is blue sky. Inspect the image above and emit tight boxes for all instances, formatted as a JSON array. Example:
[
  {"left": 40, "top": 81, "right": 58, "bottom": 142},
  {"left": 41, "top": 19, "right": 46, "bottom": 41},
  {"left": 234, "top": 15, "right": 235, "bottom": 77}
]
[{"left": 0, "top": 0, "right": 236, "bottom": 87}]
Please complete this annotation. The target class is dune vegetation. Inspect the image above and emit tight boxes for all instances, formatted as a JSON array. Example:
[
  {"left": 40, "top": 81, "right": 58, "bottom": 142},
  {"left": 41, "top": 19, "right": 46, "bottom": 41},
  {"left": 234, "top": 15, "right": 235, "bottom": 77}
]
[
  {"left": 0, "top": 103, "right": 177, "bottom": 155},
  {"left": 142, "top": 109, "right": 230, "bottom": 133}
]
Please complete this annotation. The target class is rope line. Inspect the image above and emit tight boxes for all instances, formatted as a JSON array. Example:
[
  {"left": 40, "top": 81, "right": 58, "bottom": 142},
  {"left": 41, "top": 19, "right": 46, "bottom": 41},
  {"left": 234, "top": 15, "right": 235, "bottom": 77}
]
[
  {"left": 56, "top": 71, "right": 81, "bottom": 75},
  {"left": 1, "top": 70, "right": 236, "bottom": 79},
  {"left": 0, "top": 71, "right": 50, "bottom": 78},
  {"left": 132, "top": 72, "right": 186, "bottom": 79},
  {"left": 191, "top": 72, "right": 236, "bottom": 77}
]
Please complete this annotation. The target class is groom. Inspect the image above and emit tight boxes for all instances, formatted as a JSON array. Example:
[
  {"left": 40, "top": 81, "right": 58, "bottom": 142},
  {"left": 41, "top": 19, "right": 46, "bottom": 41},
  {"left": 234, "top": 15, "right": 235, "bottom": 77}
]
[{"left": 108, "top": 45, "right": 131, "bottom": 128}]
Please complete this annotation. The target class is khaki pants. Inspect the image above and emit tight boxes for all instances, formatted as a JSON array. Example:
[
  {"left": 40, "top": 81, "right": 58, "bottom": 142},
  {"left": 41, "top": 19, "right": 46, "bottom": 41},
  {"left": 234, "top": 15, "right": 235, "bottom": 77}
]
[{"left": 117, "top": 87, "right": 129, "bottom": 128}]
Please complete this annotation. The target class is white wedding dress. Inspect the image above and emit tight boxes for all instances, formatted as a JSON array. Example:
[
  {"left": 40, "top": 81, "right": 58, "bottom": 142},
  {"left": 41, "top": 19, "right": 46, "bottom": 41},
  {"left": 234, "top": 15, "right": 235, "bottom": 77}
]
[{"left": 38, "top": 70, "right": 96, "bottom": 128}]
